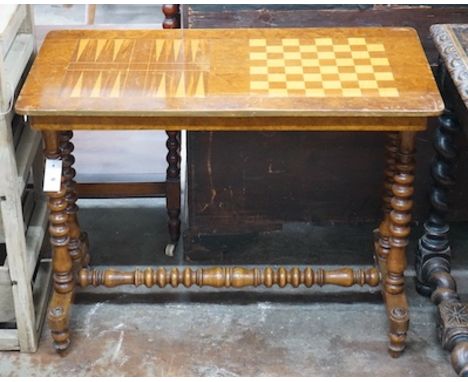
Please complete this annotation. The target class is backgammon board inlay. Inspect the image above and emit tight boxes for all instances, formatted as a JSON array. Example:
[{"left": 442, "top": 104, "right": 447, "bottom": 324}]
[{"left": 63, "top": 38, "right": 209, "bottom": 98}]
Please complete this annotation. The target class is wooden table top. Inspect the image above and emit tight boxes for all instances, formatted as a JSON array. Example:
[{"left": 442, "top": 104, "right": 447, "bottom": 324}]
[
  {"left": 15, "top": 28, "right": 443, "bottom": 118},
  {"left": 431, "top": 24, "right": 468, "bottom": 109}
]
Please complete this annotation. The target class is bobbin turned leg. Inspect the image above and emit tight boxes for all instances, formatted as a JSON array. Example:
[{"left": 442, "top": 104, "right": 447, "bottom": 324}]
[
  {"left": 383, "top": 131, "right": 415, "bottom": 357},
  {"left": 374, "top": 132, "right": 399, "bottom": 276},
  {"left": 165, "top": 130, "right": 181, "bottom": 256},
  {"left": 43, "top": 131, "right": 74, "bottom": 352},
  {"left": 60, "top": 131, "right": 89, "bottom": 269}
]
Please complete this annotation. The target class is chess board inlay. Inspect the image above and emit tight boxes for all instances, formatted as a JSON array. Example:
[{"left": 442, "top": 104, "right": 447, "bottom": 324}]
[
  {"left": 63, "top": 38, "right": 209, "bottom": 99},
  {"left": 249, "top": 37, "right": 399, "bottom": 97}
]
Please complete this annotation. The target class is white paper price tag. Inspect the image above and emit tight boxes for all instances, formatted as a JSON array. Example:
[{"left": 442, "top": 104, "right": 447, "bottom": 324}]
[{"left": 43, "top": 159, "right": 62, "bottom": 192}]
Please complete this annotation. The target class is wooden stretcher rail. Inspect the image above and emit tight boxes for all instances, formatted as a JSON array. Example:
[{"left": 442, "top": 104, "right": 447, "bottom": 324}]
[
  {"left": 76, "top": 181, "right": 167, "bottom": 198},
  {"left": 78, "top": 266, "right": 381, "bottom": 288}
]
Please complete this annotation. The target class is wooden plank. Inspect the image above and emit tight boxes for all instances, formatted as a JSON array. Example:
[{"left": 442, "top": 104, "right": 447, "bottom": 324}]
[
  {"left": 15, "top": 124, "right": 41, "bottom": 193},
  {"left": 0, "top": 207, "right": 3, "bottom": 243},
  {"left": 0, "top": 264, "right": 11, "bottom": 284},
  {"left": 22, "top": 188, "right": 35, "bottom": 228},
  {"left": 12, "top": 113, "right": 26, "bottom": 150},
  {"left": 0, "top": 113, "right": 14, "bottom": 243},
  {"left": 0, "top": 116, "right": 36, "bottom": 351},
  {"left": 30, "top": 115, "right": 429, "bottom": 131},
  {"left": 19, "top": 5, "right": 35, "bottom": 36},
  {"left": 0, "top": 329, "right": 19, "bottom": 350},
  {"left": 33, "top": 259, "right": 52, "bottom": 335},
  {"left": 0, "top": 282, "right": 14, "bottom": 323},
  {"left": 4, "top": 33, "right": 34, "bottom": 92},
  {"left": 25, "top": 199, "right": 48, "bottom": 281},
  {"left": 0, "top": 5, "right": 42, "bottom": 352},
  {"left": 0, "top": 4, "right": 26, "bottom": 58},
  {"left": 31, "top": 142, "right": 44, "bottom": 203},
  {"left": 76, "top": 181, "right": 167, "bottom": 198}
]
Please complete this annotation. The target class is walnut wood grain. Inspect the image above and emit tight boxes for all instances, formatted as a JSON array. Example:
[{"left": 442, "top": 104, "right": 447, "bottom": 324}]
[
  {"left": 79, "top": 266, "right": 380, "bottom": 288},
  {"left": 75, "top": 181, "right": 167, "bottom": 198},
  {"left": 16, "top": 28, "right": 443, "bottom": 118},
  {"left": 29, "top": 115, "right": 428, "bottom": 131}
]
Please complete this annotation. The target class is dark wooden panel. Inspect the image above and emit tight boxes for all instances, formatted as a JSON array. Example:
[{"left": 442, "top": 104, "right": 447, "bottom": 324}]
[
  {"left": 184, "top": 5, "right": 468, "bottom": 260},
  {"left": 185, "top": 5, "right": 468, "bottom": 66},
  {"left": 187, "top": 129, "right": 445, "bottom": 228}
]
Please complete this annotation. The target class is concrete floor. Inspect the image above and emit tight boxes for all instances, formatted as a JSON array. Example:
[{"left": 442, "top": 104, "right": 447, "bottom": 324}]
[{"left": 1, "top": 199, "right": 466, "bottom": 376}]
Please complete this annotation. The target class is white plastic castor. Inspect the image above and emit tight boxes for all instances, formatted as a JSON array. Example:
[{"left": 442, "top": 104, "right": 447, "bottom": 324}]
[{"left": 165, "top": 243, "right": 176, "bottom": 257}]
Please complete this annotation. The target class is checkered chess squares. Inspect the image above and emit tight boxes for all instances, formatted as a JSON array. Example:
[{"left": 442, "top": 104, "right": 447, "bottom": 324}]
[{"left": 249, "top": 37, "right": 399, "bottom": 97}]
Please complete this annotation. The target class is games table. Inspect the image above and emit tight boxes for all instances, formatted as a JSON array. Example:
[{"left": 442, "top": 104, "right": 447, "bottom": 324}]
[{"left": 15, "top": 28, "right": 442, "bottom": 356}]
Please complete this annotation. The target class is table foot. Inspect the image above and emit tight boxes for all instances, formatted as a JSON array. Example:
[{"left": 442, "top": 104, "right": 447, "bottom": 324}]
[
  {"left": 47, "top": 291, "right": 73, "bottom": 353},
  {"left": 451, "top": 343, "right": 468, "bottom": 377},
  {"left": 386, "top": 297, "right": 409, "bottom": 357},
  {"left": 439, "top": 300, "right": 468, "bottom": 376}
]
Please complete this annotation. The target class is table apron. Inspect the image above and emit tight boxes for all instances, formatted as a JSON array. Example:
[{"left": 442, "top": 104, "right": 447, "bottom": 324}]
[{"left": 29, "top": 116, "right": 428, "bottom": 132}]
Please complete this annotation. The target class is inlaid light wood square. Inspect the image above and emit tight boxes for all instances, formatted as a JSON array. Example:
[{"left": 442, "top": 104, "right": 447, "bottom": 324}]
[{"left": 249, "top": 37, "right": 399, "bottom": 97}]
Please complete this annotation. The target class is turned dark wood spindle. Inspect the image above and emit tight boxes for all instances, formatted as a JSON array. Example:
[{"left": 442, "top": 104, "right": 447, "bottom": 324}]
[
  {"left": 165, "top": 131, "right": 181, "bottom": 245},
  {"left": 162, "top": 5, "right": 180, "bottom": 29}
]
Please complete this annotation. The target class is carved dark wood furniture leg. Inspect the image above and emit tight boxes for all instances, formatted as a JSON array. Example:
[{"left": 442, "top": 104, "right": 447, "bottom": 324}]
[
  {"left": 415, "top": 89, "right": 468, "bottom": 377},
  {"left": 415, "top": 108, "right": 459, "bottom": 295},
  {"left": 165, "top": 131, "right": 181, "bottom": 256},
  {"left": 43, "top": 131, "right": 74, "bottom": 352},
  {"left": 60, "top": 131, "right": 90, "bottom": 269},
  {"left": 413, "top": 24, "right": 468, "bottom": 376}
]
